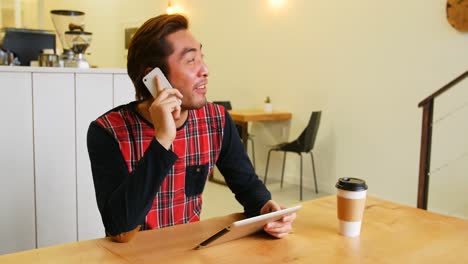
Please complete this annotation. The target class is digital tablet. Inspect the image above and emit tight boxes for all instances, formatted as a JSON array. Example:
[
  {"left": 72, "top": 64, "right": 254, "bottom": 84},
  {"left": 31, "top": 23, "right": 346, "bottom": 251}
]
[{"left": 195, "top": 205, "right": 302, "bottom": 249}]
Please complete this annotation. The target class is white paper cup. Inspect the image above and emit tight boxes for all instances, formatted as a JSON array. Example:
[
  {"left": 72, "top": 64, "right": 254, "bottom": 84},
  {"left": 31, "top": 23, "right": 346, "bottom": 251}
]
[{"left": 336, "top": 178, "right": 368, "bottom": 237}]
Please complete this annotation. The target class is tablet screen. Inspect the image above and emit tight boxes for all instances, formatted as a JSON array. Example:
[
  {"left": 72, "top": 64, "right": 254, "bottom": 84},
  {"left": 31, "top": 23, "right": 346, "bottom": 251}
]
[{"left": 195, "top": 205, "right": 302, "bottom": 249}]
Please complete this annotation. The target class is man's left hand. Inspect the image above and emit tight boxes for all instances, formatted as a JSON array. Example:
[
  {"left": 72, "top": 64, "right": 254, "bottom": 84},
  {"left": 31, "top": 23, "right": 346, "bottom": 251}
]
[{"left": 260, "top": 200, "right": 297, "bottom": 238}]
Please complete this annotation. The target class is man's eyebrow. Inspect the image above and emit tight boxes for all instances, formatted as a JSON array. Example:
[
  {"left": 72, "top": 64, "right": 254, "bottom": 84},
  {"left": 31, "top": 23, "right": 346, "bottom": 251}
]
[{"left": 179, "top": 44, "right": 203, "bottom": 59}]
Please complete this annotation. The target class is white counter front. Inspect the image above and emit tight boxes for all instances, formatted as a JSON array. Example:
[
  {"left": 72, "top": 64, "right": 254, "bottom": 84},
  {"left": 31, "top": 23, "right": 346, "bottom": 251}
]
[{"left": 0, "top": 65, "right": 135, "bottom": 255}]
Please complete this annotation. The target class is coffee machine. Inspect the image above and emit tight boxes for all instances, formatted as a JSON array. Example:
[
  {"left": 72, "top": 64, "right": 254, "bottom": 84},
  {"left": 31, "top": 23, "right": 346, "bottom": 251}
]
[{"left": 50, "top": 10, "right": 92, "bottom": 68}]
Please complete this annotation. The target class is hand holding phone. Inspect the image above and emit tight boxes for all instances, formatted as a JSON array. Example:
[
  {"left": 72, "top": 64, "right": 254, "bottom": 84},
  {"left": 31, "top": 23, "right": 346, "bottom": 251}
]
[
  {"left": 141, "top": 67, "right": 182, "bottom": 150},
  {"left": 142, "top": 67, "right": 173, "bottom": 97}
]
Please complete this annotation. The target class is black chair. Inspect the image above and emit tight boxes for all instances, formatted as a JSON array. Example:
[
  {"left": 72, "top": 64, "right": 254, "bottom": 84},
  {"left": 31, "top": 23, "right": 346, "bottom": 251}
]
[
  {"left": 212, "top": 101, "right": 256, "bottom": 169},
  {"left": 264, "top": 111, "right": 321, "bottom": 200}
]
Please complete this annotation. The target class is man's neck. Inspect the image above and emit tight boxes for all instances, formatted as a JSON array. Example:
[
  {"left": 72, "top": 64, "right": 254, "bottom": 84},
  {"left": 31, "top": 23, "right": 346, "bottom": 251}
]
[{"left": 175, "top": 109, "right": 189, "bottom": 128}]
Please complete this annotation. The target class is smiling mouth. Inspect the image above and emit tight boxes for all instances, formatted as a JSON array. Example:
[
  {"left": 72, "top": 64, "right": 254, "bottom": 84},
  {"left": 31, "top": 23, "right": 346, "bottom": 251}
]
[{"left": 195, "top": 80, "right": 207, "bottom": 90}]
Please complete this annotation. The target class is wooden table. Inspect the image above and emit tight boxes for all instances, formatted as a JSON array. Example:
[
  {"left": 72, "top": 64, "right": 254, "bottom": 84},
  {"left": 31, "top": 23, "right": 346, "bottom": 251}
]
[
  {"left": 2, "top": 196, "right": 468, "bottom": 263},
  {"left": 229, "top": 109, "right": 292, "bottom": 147}
]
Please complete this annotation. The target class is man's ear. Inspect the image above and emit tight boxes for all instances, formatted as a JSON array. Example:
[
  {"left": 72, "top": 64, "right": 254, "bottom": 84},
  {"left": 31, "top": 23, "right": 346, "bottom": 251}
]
[{"left": 144, "top": 67, "right": 153, "bottom": 75}]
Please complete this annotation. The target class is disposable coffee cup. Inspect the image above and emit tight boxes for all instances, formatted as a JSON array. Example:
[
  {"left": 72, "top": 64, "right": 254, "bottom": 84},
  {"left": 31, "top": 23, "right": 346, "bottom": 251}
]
[{"left": 336, "top": 177, "right": 368, "bottom": 237}]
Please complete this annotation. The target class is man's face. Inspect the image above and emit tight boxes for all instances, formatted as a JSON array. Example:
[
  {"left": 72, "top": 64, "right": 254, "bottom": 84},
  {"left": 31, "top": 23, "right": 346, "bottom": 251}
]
[{"left": 166, "top": 29, "right": 209, "bottom": 110}]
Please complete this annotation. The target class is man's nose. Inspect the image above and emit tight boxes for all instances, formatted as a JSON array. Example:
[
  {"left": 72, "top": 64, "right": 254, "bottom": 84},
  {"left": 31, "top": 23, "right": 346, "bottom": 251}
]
[{"left": 199, "top": 61, "right": 209, "bottom": 77}]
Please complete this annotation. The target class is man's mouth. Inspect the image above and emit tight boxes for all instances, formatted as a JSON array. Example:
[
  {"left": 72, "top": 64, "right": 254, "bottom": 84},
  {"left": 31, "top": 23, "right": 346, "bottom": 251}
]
[{"left": 195, "top": 80, "right": 208, "bottom": 90}]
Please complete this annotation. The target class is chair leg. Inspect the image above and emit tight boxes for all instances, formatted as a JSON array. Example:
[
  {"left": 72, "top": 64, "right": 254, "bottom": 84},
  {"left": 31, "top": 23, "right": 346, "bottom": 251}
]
[
  {"left": 248, "top": 137, "right": 256, "bottom": 170},
  {"left": 264, "top": 149, "right": 274, "bottom": 184},
  {"left": 300, "top": 153, "right": 303, "bottom": 201},
  {"left": 310, "top": 152, "right": 318, "bottom": 194},
  {"left": 280, "top": 152, "right": 286, "bottom": 189}
]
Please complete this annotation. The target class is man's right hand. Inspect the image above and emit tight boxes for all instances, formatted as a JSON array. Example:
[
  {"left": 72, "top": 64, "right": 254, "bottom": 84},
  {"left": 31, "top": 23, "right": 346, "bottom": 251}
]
[{"left": 149, "top": 76, "right": 183, "bottom": 150}]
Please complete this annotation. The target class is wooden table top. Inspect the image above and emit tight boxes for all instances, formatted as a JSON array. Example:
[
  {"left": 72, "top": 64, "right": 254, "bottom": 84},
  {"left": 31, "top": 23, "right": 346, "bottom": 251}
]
[
  {"left": 2, "top": 196, "right": 468, "bottom": 263},
  {"left": 228, "top": 109, "right": 292, "bottom": 122}
]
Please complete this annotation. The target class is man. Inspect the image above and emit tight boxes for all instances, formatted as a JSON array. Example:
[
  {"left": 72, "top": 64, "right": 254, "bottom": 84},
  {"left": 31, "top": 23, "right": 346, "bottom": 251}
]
[{"left": 87, "top": 14, "right": 296, "bottom": 243}]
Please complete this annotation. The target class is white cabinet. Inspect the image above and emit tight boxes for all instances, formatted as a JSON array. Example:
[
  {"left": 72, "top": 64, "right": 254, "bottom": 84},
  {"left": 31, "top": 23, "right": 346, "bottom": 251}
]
[
  {"left": 0, "top": 72, "right": 36, "bottom": 255},
  {"left": 75, "top": 72, "right": 134, "bottom": 241},
  {"left": 75, "top": 74, "right": 113, "bottom": 241},
  {"left": 114, "top": 73, "right": 135, "bottom": 106},
  {"left": 33, "top": 73, "right": 77, "bottom": 248},
  {"left": 0, "top": 67, "right": 134, "bottom": 254}
]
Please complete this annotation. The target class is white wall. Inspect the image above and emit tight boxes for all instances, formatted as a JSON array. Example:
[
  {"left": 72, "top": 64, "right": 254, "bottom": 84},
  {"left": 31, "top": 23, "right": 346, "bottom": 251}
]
[
  {"left": 193, "top": 0, "right": 468, "bottom": 214},
  {"left": 20, "top": 0, "right": 468, "bottom": 215}
]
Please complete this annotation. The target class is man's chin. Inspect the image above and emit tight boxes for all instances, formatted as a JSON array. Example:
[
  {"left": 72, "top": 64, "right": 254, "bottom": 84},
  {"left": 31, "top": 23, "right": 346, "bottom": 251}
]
[{"left": 181, "top": 99, "right": 207, "bottom": 110}]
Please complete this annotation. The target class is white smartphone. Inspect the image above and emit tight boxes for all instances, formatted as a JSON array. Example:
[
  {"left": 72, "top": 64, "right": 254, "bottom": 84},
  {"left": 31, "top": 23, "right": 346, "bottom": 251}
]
[{"left": 142, "top": 67, "right": 173, "bottom": 97}]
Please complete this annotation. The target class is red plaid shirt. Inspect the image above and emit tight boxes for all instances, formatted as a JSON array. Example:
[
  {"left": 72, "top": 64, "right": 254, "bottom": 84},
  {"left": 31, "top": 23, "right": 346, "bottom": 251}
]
[{"left": 95, "top": 102, "right": 224, "bottom": 230}]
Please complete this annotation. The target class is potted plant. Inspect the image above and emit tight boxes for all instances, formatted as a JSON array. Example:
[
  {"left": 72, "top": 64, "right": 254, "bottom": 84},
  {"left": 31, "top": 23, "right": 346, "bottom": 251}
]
[{"left": 264, "top": 96, "right": 273, "bottom": 112}]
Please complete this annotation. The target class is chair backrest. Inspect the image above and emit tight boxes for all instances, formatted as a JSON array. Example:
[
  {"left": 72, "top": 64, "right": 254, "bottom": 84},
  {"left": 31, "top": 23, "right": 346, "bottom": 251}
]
[
  {"left": 213, "top": 101, "right": 245, "bottom": 137},
  {"left": 212, "top": 101, "right": 232, "bottom": 110},
  {"left": 296, "top": 111, "right": 321, "bottom": 152}
]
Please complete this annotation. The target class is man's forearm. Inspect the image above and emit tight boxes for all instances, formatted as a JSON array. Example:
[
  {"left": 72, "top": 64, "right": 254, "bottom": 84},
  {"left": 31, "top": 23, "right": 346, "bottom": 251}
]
[{"left": 88, "top": 122, "right": 177, "bottom": 236}]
